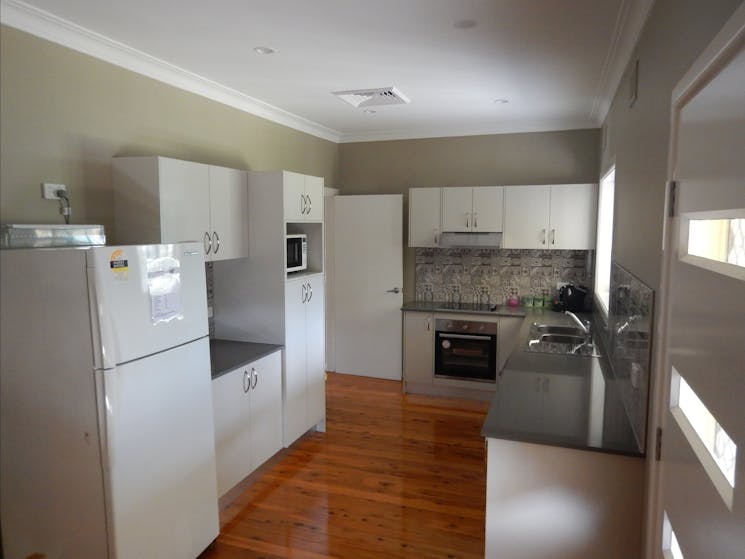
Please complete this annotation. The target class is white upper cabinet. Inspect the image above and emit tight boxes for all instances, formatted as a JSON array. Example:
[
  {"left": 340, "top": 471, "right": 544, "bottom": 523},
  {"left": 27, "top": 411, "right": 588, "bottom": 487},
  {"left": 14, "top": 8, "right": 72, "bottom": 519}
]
[
  {"left": 409, "top": 187, "right": 442, "bottom": 247},
  {"left": 442, "top": 186, "right": 504, "bottom": 233},
  {"left": 284, "top": 171, "right": 323, "bottom": 222},
  {"left": 112, "top": 156, "right": 248, "bottom": 261},
  {"left": 503, "top": 184, "right": 596, "bottom": 249}
]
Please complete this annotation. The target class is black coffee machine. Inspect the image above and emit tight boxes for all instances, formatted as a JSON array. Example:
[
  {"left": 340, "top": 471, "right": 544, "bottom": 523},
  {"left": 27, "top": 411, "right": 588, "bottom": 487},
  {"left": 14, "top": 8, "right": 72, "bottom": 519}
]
[{"left": 553, "top": 284, "right": 588, "bottom": 312}]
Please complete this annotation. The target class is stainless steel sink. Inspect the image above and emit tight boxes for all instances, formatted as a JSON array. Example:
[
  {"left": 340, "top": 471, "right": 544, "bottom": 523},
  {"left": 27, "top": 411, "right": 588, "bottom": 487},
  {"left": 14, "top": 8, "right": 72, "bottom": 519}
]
[
  {"left": 539, "top": 333, "right": 587, "bottom": 344},
  {"left": 532, "top": 324, "right": 587, "bottom": 337}
]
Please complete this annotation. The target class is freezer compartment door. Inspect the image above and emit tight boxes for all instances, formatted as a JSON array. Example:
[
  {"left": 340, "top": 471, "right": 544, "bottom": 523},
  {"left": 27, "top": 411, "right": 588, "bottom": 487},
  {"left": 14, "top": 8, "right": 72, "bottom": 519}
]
[
  {"left": 100, "top": 336, "right": 218, "bottom": 558},
  {"left": 88, "top": 243, "right": 208, "bottom": 368}
]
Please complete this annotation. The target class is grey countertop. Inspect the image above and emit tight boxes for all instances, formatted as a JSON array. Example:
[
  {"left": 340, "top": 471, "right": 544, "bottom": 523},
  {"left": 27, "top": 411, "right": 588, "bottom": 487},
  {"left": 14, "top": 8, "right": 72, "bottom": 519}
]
[
  {"left": 480, "top": 309, "right": 643, "bottom": 457},
  {"left": 210, "top": 339, "right": 283, "bottom": 380}
]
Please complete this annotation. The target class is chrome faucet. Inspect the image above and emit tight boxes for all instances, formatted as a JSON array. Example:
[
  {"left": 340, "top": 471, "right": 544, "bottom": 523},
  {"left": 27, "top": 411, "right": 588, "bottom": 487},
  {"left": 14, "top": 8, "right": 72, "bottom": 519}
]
[{"left": 565, "top": 311, "right": 591, "bottom": 337}]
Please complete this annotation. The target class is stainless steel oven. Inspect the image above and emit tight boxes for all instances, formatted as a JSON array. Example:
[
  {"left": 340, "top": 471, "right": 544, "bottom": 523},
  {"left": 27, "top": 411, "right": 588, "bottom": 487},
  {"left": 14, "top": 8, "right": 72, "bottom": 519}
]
[{"left": 434, "top": 318, "right": 497, "bottom": 383}]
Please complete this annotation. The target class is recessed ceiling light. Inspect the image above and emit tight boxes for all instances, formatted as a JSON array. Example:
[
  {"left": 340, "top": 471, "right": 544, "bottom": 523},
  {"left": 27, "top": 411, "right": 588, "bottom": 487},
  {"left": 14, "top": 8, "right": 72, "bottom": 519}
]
[
  {"left": 493, "top": 98, "right": 509, "bottom": 104},
  {"left": 454, "top": 19, "right": 477, "bottom": 29},
  {"left": 253, "top": 46, "right": 275, "bottom": 55}
]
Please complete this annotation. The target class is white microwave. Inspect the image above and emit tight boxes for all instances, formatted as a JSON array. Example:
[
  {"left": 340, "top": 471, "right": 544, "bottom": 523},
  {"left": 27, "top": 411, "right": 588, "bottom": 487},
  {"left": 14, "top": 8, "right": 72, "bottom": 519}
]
[{"left": 286, "top": 234, "right": 308, "bottom": 273}]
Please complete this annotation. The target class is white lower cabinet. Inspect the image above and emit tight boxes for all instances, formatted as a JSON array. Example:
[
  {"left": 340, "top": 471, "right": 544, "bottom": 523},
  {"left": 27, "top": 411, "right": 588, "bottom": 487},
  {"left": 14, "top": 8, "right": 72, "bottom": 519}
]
[
  {"left": 284, "top": 273, "right": 326, "bottom": 447},
  {"left": 403, "top": 311, "right": 434, "bottom": 386},
  {"left": 212, "top": 350, "right": 283, "bottom": 497}
]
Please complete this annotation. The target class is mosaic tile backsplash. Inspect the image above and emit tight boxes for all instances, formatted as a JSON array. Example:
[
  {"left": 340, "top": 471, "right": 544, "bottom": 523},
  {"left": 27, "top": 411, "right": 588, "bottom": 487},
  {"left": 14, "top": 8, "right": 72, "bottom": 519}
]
[
  {"left": 414, "top": 248, "right": 593, "bottom": 306},
  {"left": 602, "top": 262, "right": 655, "bottom": 452}
]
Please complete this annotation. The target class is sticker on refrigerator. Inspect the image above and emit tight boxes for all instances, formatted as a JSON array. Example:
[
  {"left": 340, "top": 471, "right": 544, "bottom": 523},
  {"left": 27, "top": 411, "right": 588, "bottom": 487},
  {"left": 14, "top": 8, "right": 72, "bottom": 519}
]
[
  {"left": 109, "top": 249, "right": 129, "bottom": 280},
  {"left": 147, "top": 256, "right": 182, "bottom": 324}
]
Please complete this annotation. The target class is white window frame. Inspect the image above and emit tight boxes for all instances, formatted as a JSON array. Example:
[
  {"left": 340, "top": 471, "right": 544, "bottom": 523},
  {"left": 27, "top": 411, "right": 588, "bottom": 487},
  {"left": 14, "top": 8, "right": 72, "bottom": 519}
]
[{"left": 594, "top": 165, "right": 616, "bottom": 318}]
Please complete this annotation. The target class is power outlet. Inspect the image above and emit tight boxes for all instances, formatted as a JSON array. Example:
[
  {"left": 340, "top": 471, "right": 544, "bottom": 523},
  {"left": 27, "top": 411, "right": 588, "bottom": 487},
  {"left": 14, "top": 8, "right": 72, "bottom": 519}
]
[{"left": 42, "top": 183, "right": 66, "bottom": 200}]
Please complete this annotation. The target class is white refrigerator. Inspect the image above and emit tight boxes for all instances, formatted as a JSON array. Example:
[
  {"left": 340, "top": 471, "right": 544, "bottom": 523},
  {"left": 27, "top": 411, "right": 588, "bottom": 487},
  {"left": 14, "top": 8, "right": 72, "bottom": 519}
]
[{"left": 0, "top": 243, "right": 219, "bottom": 558}]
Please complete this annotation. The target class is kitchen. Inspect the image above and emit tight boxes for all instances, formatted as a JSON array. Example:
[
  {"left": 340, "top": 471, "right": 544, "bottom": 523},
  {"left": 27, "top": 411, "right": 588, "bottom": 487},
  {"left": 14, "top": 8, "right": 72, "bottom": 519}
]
[{"left": 1, "top": 1, "right": 744, "bottom": 558}]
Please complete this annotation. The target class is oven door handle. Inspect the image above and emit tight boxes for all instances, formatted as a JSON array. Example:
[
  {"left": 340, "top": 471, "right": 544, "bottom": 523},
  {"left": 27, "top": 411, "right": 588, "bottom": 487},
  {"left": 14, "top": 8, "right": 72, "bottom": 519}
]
[{"left": 438, "top": 333, "right": 493, "bottom": 341}]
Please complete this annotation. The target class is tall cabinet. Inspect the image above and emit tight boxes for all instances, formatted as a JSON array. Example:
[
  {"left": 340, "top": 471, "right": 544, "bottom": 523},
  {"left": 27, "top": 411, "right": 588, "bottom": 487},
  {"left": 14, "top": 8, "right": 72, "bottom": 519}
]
[{"left": 213, "top": 170, "right": 325, "bottom": 448}]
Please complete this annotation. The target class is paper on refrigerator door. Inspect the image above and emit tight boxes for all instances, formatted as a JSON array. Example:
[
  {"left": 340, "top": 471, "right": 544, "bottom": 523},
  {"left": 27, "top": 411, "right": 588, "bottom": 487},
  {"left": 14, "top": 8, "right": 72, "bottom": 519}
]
[{"left": 147, "top": 256, "right": 182, "bottom": 323}]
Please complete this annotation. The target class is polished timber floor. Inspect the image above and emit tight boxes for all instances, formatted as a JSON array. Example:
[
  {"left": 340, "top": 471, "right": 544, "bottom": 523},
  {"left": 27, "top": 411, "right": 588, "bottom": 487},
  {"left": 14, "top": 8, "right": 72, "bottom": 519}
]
[{"left": 200, "top": 372, "right": 490, "bottom": 558}]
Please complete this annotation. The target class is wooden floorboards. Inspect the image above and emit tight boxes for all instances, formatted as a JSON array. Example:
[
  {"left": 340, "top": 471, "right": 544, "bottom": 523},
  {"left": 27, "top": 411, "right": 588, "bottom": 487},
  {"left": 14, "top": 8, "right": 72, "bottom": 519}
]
[{"left": 199, "top": 372, "right": 489, "bottom": 559}]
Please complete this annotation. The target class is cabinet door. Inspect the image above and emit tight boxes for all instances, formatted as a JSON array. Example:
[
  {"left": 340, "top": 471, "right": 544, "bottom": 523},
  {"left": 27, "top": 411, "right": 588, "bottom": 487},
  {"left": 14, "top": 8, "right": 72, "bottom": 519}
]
[
  {"left": 212, "top": 365, "right": 252, "bottom": 497},
  {"left": 249, "top": 351, "right": 283, "bottom": 470},
  {"left": 548, "top": 184, "right": 597, "bottom": 250},
  {"left": 403, "top": 312, "right": 434, "bottom": 386},
  {"left": 208, "top": 166, "right": 248, "bottom": 261},
  {"left": 283, "top": 278, "right": 308, "bottom": 446},
  {"left": 304, "top": 175, "right": 324, "bottom": 222},
  {"left": 158, "top": 158, "right": 211, "bottom": 250},
  {"left": 305, "top": 275, "right": 326, "bottom": 430},
  {"left": 441, "top": 187, "right": 473, "bottom": 232},
  {"left": 408, "top": 188, "right": 441, "bottom": 247},
  {"left": 283, "top": 171, "right": 306, "bottom": 221},
  {"left": 472, "top": 186, "right": 504, "bottom": 232},
  {"left": 503, "top": 185, "right": 551, "bottom": 249}
]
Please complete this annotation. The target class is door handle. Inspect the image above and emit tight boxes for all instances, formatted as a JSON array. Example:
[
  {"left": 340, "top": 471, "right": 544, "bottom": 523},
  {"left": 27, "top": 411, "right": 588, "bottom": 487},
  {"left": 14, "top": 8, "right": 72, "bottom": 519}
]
[
  {"left": 541, "top": 228, "right": 547, "bottom": 245},
  {"left": 300, "top": 193, "right": 306, "bottom": 215},
  {"left": 301, "top": 283, "right": 307, "bottom": 303},
  {"left": 306, "top": 194, "right": 312, "bottom": 215},
  {"left": 243, "top": 370, "right": 250, "bottom": 393},
  {"left": 550, "top": 229, "right": 555, "bottom": 245},
  {"left": 204, "top": 231, "right": 212, "bottom": 255},
  {"left": 213, "top": 231, "right": 220, "bottom": 253},
  {"left": 386, "top": 287, "right": 401, "bottom": 294},
  {"left": 251, "top": 368, "right": 258, "bottom": 389},
  {"left": 466, "top": 213, "right": 470, "bottom": 229},
  {"left": 307, "top": 283, "right": 313, "bottom": 302},
  {"left": 473, "top": 212, "right": 478, "bottom": 229}
]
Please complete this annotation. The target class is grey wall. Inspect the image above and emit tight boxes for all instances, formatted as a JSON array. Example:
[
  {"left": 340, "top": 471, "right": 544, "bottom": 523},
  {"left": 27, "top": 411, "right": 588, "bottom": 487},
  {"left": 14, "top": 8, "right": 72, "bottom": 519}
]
[
  {"left": 0, "top": 25, "right": 339, "bottom": 239},
  {"left": 339, "top": 129, "right": 601, "bottom": 297},
  {"left": 600, "top": 0, "right": 742, "bottom": 291}
]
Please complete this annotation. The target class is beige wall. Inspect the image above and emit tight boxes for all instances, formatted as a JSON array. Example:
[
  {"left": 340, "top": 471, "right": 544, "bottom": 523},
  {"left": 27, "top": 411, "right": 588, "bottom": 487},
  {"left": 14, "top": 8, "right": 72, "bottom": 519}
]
[
  {"left": 339, "top": 129, "right": 601, "bottom": 297},
  {"left": 600, "top": 0, "right": 741, "bottom": 290},
  {"left": 0, "top": 26, "right": 339, "bottom": 239}
]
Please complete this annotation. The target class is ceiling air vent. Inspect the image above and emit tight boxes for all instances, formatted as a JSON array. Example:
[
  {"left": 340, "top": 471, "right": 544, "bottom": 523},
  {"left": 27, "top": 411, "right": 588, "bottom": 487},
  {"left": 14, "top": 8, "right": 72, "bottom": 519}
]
[{"left": 332, "top": 87, "right": 410, "bottom": 108}]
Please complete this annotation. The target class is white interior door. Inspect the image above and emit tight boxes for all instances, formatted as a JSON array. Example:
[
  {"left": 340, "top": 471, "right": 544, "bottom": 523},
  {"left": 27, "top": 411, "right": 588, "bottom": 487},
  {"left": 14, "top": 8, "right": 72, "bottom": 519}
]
[
  {"left": 651, "top": 9, "right": 745, "bottom": 558},
  {"left": 333, "top": 195, "right": 403, "bottom": 380}
]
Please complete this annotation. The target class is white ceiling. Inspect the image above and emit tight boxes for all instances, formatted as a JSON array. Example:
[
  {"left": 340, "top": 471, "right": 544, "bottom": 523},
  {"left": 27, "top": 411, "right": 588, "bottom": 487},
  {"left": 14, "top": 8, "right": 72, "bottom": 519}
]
[{"left": 0, "top": 0, "right": 654, "bottom": 143}]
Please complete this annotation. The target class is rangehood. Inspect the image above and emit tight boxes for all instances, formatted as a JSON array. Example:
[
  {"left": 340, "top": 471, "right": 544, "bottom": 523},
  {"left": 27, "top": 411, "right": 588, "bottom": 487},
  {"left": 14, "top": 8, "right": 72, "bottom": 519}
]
[{"left": 438, "top": 232, "right": 502, "bottom": 248}]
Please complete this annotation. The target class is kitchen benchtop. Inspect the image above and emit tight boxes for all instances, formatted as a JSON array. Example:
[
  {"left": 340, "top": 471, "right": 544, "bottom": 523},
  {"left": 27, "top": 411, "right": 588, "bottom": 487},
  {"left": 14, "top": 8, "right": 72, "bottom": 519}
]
[
  {"left": 480, "top": 309, "right": 643, "bottom": 457},
  {"left": 210, "top": 339, "right": 283, "bottom": 380},
  {"left": 401, "top": 301, "right": 527, "bottom": 317}
]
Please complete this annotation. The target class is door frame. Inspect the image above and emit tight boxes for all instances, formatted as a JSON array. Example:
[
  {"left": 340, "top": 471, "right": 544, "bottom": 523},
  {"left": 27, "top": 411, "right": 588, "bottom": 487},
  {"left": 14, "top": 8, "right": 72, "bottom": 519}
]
[
  {"left": 323, "top": 187, "right": 340, "bottom": 373},
  {"left": 644, "top": 6, "right": 745, "bottom": 557}
]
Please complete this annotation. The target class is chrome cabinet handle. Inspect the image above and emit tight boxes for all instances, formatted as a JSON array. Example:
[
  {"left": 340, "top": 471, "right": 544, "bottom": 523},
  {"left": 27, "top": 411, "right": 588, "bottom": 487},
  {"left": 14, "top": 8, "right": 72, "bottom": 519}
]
[
  {"left": 213, "top": 231, "right": 220, "bottom": 253},
  {"left": 473, "top": 212, "right": 478, "bottom": 229},
  {"left": 541, "top": 228, "right": 547, "bottom": 245},
  {"left": 307, "top": 283, "right": 313, "bottom": 302},
  {"left": 426, "top": 318, "right": 431, "bottom": 332},
  {"left": 550, "top": 229, "right": 555, "bottom": 245},
  {"left": 466, "top": 213, "right": 470, "bottom": 229},
  {"left": 306, "top": 194, "right": 312, "bottom": 215},
  {"left": 204, "top": 232, "right": 212, "bottom": 255},
  {"left": 243, "top": 370, "right": 250, "bottom": 393},
  {"left": 300, "top": 193, "right": 305, "bottom": 215},
  {"left": 251, "top": 368, "right": 258, "bottom": 389},
  {"left": 434, "top": 230, "right": 439, "bottom": 244},
  {"left": 301, "top": 284, "right": 307, "bottom": 303},
  {"left": 386, "top": 287, "right": 401, "bottom": 294}
]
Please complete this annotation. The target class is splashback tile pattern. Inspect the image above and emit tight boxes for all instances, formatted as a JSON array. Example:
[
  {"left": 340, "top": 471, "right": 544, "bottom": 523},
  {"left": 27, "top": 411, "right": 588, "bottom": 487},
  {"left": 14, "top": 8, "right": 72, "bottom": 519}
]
[
  {"left": 414, "top": 248, "right": 593, "bottom": 306},
  {"left": 605, "top": 262, "right": 655, "bottom": 452}
]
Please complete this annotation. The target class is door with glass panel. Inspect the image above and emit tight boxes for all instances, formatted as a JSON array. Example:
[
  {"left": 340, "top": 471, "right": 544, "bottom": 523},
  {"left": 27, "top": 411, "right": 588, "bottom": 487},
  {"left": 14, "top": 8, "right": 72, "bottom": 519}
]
[{"left": 655, "top": 8, "right": 745, "bottom": 558}]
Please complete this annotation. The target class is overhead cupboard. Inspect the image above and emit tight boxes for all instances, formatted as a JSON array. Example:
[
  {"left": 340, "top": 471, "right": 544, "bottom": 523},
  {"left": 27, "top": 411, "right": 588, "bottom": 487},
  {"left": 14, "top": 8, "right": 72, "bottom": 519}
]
[
  {"left": 408, "top": 184, "right": 597, "bottom": 250},
  {"left": 112, "top": 156, "right": 248, "bottom": 261}
]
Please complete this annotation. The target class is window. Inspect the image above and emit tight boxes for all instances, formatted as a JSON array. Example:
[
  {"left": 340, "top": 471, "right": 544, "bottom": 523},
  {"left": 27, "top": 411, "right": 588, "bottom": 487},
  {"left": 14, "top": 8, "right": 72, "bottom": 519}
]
[
  {"left": 662, "top": 512, "right": 685, "bottom": 559},
  {"left": 670, "top": 367, "right": 737, "bottom": 508},
  {"left": 594, "top": 167, "right": 615, "bottom": 316},
  {"left": 680, "top": 210, "right": 745, "bottom": 281}
]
